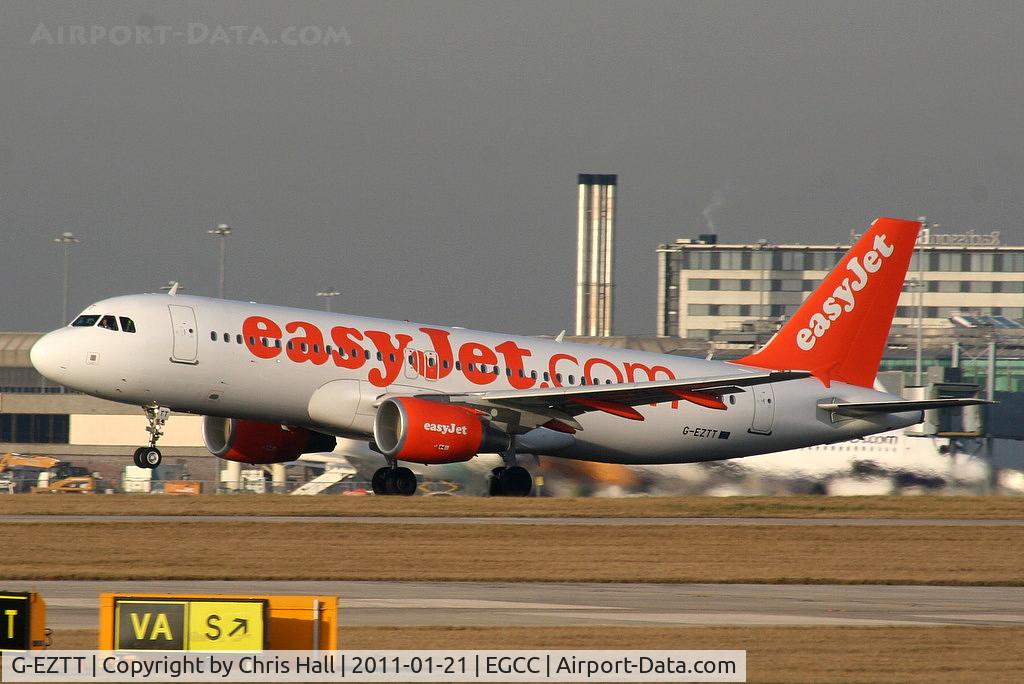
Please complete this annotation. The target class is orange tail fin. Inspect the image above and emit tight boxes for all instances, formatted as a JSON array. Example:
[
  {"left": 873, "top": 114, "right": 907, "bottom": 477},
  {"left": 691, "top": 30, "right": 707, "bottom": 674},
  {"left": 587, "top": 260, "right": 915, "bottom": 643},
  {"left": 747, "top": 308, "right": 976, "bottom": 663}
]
[{"left": 737, "top": 217, "right": 921, "bottom": 388}]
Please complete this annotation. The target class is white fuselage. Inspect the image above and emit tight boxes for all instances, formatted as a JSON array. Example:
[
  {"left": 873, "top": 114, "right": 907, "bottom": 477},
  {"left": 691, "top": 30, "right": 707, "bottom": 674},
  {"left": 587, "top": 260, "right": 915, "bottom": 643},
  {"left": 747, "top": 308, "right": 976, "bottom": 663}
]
[{"left": 30, "top": 294, "right": 920, "bottom": 465}]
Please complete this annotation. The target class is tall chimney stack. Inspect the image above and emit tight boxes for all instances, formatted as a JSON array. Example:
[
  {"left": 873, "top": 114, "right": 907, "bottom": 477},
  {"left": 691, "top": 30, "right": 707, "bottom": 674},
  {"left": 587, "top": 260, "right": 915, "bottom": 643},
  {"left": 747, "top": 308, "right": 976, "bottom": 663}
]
[{"left": 575, "top": 173, "right": 617, "bottom": 337}]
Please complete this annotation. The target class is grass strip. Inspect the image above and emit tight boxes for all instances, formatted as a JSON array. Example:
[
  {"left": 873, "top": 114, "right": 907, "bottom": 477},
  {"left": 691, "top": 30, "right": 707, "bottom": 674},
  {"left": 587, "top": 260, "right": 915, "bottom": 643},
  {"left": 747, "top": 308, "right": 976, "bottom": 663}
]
[{"left": 4, "top": 521, "right": 1021, "bottom": 585}]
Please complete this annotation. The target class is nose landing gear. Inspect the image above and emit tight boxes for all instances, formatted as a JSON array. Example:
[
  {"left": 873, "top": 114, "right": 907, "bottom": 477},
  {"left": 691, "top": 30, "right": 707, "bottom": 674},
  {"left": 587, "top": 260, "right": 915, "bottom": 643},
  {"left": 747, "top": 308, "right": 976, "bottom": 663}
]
[{"left": 132, "top": 405, "right": 169, "bottom": 469}]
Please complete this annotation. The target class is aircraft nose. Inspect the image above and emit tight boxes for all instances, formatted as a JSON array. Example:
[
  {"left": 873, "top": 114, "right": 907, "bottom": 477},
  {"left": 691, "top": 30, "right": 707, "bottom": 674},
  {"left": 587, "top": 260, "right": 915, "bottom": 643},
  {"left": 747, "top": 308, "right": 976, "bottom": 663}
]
[{"left": 30, "top": 331, "right": 69, "bottom": 382}]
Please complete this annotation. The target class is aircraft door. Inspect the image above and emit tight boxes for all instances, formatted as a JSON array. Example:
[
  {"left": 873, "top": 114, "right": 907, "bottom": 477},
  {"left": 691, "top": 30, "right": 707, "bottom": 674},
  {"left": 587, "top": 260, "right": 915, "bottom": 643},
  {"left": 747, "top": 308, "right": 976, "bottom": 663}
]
[
  {"left": 404, "top": 350, "right": 439, "bottom": 381},
  {"left": 749, "top": 384, "right": 775, "bottom": 435},
  {"left": 168, "top": 305, "right": 199, "bottom": 364}
]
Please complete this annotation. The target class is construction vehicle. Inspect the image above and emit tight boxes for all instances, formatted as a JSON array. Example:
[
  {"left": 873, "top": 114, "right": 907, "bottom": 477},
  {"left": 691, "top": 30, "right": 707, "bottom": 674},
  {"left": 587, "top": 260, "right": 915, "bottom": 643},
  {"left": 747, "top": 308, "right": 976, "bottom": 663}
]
[{"left": 0, "top": 453, "right": 97, "bottom": 494}]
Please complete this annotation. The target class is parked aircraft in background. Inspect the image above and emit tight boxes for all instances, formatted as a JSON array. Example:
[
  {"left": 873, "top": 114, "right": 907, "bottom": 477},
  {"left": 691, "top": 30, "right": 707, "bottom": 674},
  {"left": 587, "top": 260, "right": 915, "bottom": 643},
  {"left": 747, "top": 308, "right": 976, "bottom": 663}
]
[{"left": 30, "top": 218, "right": 985, "bottom": 496}]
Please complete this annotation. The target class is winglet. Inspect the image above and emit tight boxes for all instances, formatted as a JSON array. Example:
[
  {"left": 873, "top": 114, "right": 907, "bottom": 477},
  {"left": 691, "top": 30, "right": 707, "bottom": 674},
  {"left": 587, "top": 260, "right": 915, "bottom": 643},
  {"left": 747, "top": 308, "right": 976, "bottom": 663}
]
[{"left": 738, "top": 217, "right": 921, "bottom": 388}]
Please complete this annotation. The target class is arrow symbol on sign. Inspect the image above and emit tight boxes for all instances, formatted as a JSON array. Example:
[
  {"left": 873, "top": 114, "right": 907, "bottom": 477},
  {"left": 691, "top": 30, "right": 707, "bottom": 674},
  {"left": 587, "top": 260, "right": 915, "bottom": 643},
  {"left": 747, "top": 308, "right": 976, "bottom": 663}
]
[{"left": 228, "top": 618, "right": 248, "bottom": 637}]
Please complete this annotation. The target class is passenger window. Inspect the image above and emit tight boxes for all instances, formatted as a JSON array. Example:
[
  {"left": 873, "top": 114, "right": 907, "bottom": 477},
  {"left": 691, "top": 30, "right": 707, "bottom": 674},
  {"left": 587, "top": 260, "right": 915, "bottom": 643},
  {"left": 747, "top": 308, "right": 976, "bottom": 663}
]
[
  {"left": 301, "top": 343, "right": 309, "bottom": 353},
  {"left": 455, "top": 361, "right": 462, "bottom": 370},
  {"left": 325, "top": 345, "right": 332, "bottom": 355},
  {"left": 275, "top": 339, "right": 281, "bottom": 348},
  {"left": 530, "top": 370, "right": 537, "bottom": 380},
  {"left": 555, "top": 373, "right": 562, "bottom": 383},
  {"left": 442, "top": 360, "right": 449, "bottom": 369},
  {"left": 365, "top": 350, "right": 371, "bottom": 360},
  {"left": 236, "top": 334, "right": 243, "bottom": 344},
  {"left": 248, "top": 336, "right": 256, "bottom": 345},
  {"left": 72, "top": 314, "right": 100, "bottom": 327},
  {"left": 543, "top": 372, "right": 550, "bottom": 382},
  {"left": 210, "top": 331, "right": 217, "bottom": 341},
  {"left": 119, "top": 317, "right": 137, "bottom": 333},
  {"left": 97, "top": 315, "right": 118, "bottom": 331},
  {"left": 567, "top": 375, "right": 575, "bottom": 384},
  {"left": 287, "top": 341, "right": 294, "bottom": 350},
  {"left": 222, "top": 332, "right": 230, "bottom": 343}
]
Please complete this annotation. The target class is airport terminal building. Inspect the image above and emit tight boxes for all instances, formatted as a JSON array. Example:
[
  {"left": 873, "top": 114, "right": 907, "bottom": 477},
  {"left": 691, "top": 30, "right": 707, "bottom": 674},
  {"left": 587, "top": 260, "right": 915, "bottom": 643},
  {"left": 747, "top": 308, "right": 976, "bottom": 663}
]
[{"left": 656, "top": 228, "right": 1024, "bottom": 339}]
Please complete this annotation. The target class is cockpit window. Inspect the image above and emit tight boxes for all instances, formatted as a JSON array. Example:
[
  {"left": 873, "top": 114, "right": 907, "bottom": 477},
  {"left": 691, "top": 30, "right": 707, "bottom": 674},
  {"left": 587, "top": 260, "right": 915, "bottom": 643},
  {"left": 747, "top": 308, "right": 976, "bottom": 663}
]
[
  {"left": 119, "top": 317, "right": 136, "bottom": 333},
  {"left": 71, "top": 314, "right": 100, "bottom": 327},
  {"left": 97, "top": 315, "right": 119, "bottom": 331}
]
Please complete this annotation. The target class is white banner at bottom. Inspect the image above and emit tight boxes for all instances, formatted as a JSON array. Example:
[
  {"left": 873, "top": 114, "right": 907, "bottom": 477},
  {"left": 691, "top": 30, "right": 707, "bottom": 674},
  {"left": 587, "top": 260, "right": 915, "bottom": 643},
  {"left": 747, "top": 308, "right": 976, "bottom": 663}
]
[{"left": 2, "top": 650, "right": 746, "bottom": 682}]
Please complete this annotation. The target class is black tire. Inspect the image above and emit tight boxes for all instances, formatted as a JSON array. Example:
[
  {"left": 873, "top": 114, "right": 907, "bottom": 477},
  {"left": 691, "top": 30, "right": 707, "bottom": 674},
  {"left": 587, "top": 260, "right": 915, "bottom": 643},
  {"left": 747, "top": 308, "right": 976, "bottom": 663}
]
[
  {"left": 500, "top": 466, "right": 533, "bottom": 497},
  {"left": 132, "top": 448, "right": 146, "bottom": 469},
  {"left": 392, "top": 467, "right": 418, "bottom": 496},
  {"left": 141, "top": 447, "right": 162, "bottom": 469},
  {"left": 488, "top": 467, "right": 506, "bottom": 496},
  {"left": 371, "top": 468, "right": 390, "bottom": 495}
]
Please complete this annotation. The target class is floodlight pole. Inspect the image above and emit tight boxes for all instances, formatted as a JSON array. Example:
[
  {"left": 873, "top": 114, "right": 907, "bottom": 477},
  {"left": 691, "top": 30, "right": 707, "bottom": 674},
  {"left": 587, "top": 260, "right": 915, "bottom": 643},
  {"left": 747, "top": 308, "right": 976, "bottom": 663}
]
[
  {"left": 316, "top": 289, "right": 340, "bottom": 312},
  {"left": 53, "top": 232, "right": 80, "bottom": 325},
  {"left": 207, "top": 224, "right": 231, "bottom": 299}
]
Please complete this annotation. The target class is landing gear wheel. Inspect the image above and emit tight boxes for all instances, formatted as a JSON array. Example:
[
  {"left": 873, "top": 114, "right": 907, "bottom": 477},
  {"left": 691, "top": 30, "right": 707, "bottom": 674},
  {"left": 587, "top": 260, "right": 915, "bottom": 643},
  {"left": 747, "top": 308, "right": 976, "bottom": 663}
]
[
  {"left": 500, "top": 466, "right": 533, "bottom": 497},
  {"left": 489, "top": 467, "right": 506, "bottom": 496},
  {"left": 140, "top": 447, "right": 161, "bottom": 469},
  {"left": 132, "top": 447, "right": 146, "bottom": 469},
  {"left": 388, "top": 467, "right": 418, "bottom": 496},
  {"left": 371, "top": 467, "right": 390, "bottom": 495}
]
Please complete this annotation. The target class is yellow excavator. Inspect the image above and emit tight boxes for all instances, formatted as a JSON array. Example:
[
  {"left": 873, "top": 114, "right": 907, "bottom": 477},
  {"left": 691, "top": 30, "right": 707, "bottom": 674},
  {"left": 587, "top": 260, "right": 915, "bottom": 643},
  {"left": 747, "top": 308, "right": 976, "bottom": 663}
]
[{"left": 0, "top": 453, "right": 97, "bottom": 494}]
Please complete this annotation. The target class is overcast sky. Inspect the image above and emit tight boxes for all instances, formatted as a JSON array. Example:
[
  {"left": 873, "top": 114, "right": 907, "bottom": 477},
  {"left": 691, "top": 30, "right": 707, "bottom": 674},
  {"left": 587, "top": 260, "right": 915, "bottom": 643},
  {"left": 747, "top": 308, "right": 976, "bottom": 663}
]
[{"left": 2, "top": 1, "right": 1023, "bottom": 334}]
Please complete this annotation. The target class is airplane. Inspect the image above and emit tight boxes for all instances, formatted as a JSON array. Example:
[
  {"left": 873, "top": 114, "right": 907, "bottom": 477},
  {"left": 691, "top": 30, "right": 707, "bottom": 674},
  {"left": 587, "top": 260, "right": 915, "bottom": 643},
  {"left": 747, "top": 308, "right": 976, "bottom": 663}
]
[
  {"left": 29, "top": 217, "right": 987, "bottom": 496},
  {"left": 543, "top": 427, "right": 989, "bottom": 497}
]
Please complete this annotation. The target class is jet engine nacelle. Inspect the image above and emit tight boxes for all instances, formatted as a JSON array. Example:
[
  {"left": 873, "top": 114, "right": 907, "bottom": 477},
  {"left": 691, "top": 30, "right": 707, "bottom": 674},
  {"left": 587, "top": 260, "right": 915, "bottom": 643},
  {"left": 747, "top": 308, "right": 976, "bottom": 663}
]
[
  {"left": 373, "top": 396, "right": 509, "bottom": 464},
  {"left": 202, "top": 416, "right": 337, "bottom": 464}
]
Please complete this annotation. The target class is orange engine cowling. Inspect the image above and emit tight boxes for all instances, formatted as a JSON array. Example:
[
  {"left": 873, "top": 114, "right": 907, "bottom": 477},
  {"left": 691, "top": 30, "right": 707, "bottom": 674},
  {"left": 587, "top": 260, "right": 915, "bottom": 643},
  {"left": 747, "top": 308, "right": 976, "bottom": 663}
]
[
  {"left": 202, "top": 416, "right": 337, "bottom": 464},
  {"left": 373, "top": 397, "right": 509, "bottom": 464}
]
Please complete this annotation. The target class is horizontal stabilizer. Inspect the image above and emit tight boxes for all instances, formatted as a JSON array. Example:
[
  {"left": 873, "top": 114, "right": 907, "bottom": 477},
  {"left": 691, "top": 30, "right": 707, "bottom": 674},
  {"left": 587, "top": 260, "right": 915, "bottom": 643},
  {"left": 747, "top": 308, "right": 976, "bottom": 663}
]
[{"left": 819, "top": 397, "right": 992, "bottom": 417}]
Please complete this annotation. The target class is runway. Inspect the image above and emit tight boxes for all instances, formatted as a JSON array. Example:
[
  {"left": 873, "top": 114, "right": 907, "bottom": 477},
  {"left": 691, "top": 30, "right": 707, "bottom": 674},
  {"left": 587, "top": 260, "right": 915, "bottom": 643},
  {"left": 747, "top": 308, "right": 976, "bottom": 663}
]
[
  {"left": 5, "top": 581, "right": 1021, "bottom": 629},
  {"left": 2, "top": 514, "right": 1022, "bottom": 526}
]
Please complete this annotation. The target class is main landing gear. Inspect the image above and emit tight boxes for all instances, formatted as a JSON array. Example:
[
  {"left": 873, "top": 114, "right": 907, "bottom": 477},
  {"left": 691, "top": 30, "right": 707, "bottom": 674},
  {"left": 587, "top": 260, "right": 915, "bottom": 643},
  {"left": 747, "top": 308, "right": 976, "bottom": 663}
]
[
  {"left": 132, "top": 405, "right": 169, "bottom": 470},
  {"left": 488, "top": 465, "right": 534, "bottom": 497},
  {"left": 371, "top": 465, "right": 418, "bottom": 496},
  {"left": 489, "top": 443, "right": 534, "bottom": 497}
]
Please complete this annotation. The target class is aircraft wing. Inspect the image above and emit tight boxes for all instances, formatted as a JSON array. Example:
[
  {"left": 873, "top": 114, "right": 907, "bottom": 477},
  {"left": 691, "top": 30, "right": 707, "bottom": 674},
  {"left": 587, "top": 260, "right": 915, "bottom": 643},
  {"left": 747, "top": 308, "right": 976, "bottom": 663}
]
[
  {"left": 437, "top": 370, "right": 810, "bottom": 428},
  {"left": 819, "top": 397, "right": 992, "bottom": 417}
]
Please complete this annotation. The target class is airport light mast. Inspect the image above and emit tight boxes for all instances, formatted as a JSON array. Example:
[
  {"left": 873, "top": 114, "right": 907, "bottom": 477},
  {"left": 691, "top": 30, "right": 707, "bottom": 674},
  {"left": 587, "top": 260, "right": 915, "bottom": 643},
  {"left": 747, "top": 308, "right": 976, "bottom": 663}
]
[
  {"left": 53, "top": 231, "right": 80, "bottom": 325},
  {"left": 316, "top": 289, "right": 340, "bottom": 312},
  {"left": 915, "top": 217, "right": 938, "bottom": 386},
  {"left": 207, "top": 223, "right": 231, "bottom": 299}
]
